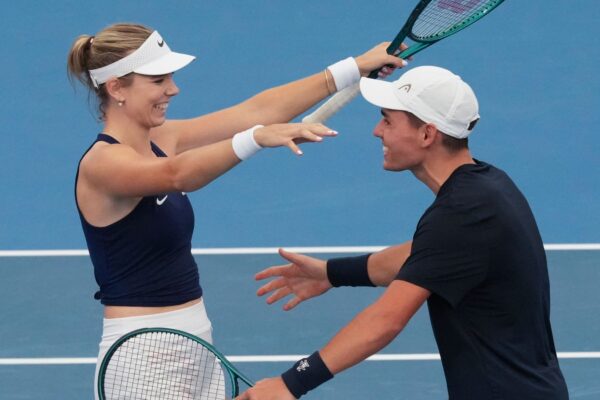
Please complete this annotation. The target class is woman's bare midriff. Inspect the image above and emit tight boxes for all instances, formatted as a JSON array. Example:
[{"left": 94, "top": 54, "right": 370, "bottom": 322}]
[{"left": 103, "top": 298, "right": 202, "bottom": 318}]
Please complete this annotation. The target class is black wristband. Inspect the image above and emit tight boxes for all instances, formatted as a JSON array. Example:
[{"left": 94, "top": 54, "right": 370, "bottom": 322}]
[
  {"left": 326, "top": 253, "right": 375, "bottom": 287},
  {"left": 281, "top": 351, "right": 333, "bottom": 399}
]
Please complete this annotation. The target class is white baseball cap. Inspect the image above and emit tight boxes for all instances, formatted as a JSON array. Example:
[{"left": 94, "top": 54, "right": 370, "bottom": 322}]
[
  {"left": 359, "top": 66, "right": 480, "bottom": 139},
  {"left": 88, "top": 31, "right": 195, "bottom": 88}
]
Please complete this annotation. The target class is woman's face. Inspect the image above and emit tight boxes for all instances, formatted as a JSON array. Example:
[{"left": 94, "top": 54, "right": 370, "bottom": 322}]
[{"left": 120, "top": 73, "right": 179, "bottom": 129}]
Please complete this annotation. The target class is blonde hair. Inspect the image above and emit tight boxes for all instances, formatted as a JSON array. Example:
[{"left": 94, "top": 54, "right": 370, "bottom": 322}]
[{"left": 67, "top": 23, "right": 153, "bottom": 119}]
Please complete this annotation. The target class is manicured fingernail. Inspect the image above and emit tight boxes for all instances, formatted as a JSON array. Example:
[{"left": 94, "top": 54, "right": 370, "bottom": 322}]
[
  {"left": 297, "top": 150, "right": 303, "bottom": 155},
  {"left": 329, "top": 130, "right": 338, "bottom": 135},
  {"left": 316, "top": 136, "right": 323, "bottom": 141},
  {"left": 402, "top": 60, "right": 408, "bottom": 66}
]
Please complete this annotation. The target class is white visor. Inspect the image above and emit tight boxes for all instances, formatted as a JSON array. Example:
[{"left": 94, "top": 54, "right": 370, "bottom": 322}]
[{"left": 88, "top": 31, "right": 195, "bottom": 88}]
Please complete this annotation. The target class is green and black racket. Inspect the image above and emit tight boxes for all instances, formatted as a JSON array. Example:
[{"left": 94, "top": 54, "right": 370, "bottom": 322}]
[
  {"left": 98, "top": 327, "right": 253, "bottom": 399},
  {"left": 302, "top": 0, "right": 505, "bottom": 123}
]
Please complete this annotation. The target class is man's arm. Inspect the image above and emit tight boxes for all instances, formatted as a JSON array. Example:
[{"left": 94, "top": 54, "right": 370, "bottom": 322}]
[
  {"left": 367, "top": 241, "right": 412, "bottom": 286},
  {"left": 255, "top": 241, "right": 413, "bottom": 310},
  {"left": 237, "top": 280, "right": 430, "bottom": 399},
  {"left": 321, "top": 278, "right": 427, "bottom": 371}
]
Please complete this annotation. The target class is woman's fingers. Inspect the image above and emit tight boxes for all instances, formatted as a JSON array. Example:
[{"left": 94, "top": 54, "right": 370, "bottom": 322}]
[
  {"left": 254, "top": 123, "right": 337, "bottom": 154},
  {"left": 287, "top": 141, "right": 303, "bottom": 156}
]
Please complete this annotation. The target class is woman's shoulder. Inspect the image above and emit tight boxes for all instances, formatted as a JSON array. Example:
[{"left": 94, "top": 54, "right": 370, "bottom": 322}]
[{"left": 149, "top": 122, "right": 179, "bottom": 155}]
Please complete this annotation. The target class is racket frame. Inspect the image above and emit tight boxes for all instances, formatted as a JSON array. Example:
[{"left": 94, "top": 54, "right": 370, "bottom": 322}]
[
  {"left": 97, "top": 327, "right": 254, "bottom": 399},
  {"left": 390, "top": 0, "right": 506, "bottom": 61},
  {"left": 303, "top": 0, "right": 505, "bottom": 123}
]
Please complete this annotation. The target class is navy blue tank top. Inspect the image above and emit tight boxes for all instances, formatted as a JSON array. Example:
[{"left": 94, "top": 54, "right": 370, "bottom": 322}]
[{"left": 75, "top": 134, "right": 203, "bottom": 306}]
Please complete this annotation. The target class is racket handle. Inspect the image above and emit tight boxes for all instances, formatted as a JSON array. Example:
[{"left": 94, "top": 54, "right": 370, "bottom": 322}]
[{"left": 302, "top": 83, "right": 361, "bottom": 123}]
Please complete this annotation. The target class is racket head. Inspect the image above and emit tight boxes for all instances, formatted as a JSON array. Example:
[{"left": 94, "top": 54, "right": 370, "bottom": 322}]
[
  {"left": 98, "top": 327, "right": 253, "bottom": 400},
  {"left": 387, "top": 0, "right": 505, "bottom": 59},
  {"left": 302, "top": 0, "right": 505, "bottom": 123},
  {"left": 409, "top": 0, "right": 505, "bottom": 42}
]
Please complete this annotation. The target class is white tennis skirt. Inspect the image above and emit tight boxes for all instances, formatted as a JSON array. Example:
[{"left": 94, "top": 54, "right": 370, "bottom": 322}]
[{"left": 94, "top": 299, "right": 215, "bottom": 400}]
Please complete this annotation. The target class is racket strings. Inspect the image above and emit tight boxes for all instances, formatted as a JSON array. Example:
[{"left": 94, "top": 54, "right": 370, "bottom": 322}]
[
  {"left": 103, "top": 332, "right": 227, "bottom": 399},
  {"left": 412, "top": 0, "right": 501, "bottom": 40}
]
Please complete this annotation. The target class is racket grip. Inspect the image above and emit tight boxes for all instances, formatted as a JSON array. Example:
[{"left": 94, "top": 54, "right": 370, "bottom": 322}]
[{"left": 302, "top": 83, "right": 361, "bottom": 124}]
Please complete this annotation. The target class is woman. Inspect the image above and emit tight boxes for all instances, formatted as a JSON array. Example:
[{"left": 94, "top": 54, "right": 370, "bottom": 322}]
[{"left": 67, "top": 23, "right": 405, "bottom": 398}]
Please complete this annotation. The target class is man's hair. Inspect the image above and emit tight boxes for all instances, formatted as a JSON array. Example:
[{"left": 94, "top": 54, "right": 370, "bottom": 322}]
[
  {"left": 441, "top": 132, "right": 469, "bottom": 152},
  {"left": 405, "top": 112, "right": 469, "bottom": 152}
]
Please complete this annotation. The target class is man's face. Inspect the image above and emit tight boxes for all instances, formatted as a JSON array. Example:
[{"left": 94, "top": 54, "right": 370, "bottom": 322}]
[{"left": 373, "top": 109, "right": 424, "bottom": 171}]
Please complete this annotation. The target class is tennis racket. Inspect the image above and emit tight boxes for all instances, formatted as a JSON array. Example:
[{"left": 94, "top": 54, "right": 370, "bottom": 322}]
[
  {"left": 302, "top": 0, "right": 505, "bottom": 123},
  {"left": 98, "top": 327, "right": 253, "bottom": 400}
]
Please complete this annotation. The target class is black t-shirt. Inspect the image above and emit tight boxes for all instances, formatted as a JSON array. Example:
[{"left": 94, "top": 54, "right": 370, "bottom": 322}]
[{"left": 396, "top": 161, "right": 568, "bottom": 400}]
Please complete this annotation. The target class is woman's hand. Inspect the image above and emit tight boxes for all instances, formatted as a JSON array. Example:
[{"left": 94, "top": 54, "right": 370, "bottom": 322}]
[
  {"left": 355, "top": 42, "right": 410, "bottom": 79},
  {"left": 253, "top": 123, "right": 337, "bottom": 155}
]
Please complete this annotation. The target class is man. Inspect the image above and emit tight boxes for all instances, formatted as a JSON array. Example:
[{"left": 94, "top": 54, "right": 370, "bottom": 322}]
[{"left": 237, "top": 66, "right": 569, "bottom": 399}]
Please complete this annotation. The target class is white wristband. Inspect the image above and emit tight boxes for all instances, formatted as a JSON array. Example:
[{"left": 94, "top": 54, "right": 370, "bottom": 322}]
[
  {"left": 232, "top": 125, "right": 263, "bottom": 161},
  {"left": 327, "top": 57, "right": 360, "bottom": 92}
]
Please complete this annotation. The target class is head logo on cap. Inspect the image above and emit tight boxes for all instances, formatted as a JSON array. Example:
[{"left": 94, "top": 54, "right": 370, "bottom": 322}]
[{"left": 397, "top": 84, "right": 412, "bottom": 93}]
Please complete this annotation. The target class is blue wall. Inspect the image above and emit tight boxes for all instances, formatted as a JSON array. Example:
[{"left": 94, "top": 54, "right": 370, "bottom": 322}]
[{"left": 1, "top": 1, "right": 598, "bottom": 249}]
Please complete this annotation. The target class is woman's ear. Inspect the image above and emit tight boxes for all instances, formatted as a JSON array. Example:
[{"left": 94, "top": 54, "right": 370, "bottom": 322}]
[{"left": 104, "top": 77, "right": 124, "bottom": 103}]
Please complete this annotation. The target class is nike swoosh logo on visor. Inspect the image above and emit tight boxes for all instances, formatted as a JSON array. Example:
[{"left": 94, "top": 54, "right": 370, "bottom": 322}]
[{"left": 157, "top": 39, "right": 165, "bottom": 47}]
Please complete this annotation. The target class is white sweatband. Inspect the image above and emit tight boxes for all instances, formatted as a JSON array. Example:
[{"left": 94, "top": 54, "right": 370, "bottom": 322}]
[
  {"left": 327, "top": 57, "right": 360, "bottom": 92},
  {"left": 232, "top": 125, "right": 263, "bottom": 161}
]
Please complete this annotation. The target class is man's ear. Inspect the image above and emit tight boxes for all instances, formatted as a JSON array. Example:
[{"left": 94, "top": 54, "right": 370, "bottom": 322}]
[{"left": 420, "top": 123, "right": 439, "bottom": 148}]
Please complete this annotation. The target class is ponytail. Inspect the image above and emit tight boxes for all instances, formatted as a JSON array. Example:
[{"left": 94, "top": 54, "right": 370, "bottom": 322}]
[{"left": 66, "top": 23, "right": 152, "bottom": 119}]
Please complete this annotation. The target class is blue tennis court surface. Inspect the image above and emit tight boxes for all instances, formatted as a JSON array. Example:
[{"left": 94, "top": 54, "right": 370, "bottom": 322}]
[
  {"left": 1, "top": 0, "right": 599, "bottom": 398},
  {"left": 1, "top": 250, "right": 599, "bottom": 399}
]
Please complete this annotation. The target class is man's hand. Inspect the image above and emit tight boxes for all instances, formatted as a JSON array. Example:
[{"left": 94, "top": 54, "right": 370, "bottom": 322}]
[
  {"left": 256, "top": 249, "right": 332, "bottom": 311},
  {"left": 236, "top": 377, "right": 296, "bottom": 400}
]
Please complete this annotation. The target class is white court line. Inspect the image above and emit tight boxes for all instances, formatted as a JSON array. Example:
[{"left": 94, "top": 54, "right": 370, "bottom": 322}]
[
  {"left": 1, "top": 352, "right": 599, "bottom": 365},
  {"left": 1, "top": 244, "right": 600, "bottom": 257}
]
